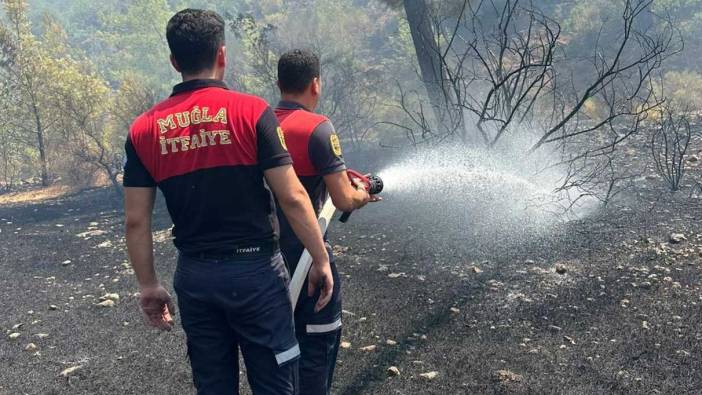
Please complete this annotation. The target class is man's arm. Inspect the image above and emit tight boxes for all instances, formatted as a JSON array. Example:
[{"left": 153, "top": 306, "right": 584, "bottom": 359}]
[
  {"left": 264, "top": 164, "right": 333, "bottom": 312},
  {"left": 125, "top": 187, "right": 157, "bottom": 287},
  {"left": 324, "top": 171, "right": 371, "bottom": 212},
  {"left": 123, "top": 132, "right": 175, "bottom": 331},
  {"left": 124, "top": 187, "right": 175, "bottom": 330},
  {"left": 307, "top": 120, "right": 375, "bottom": 211}
]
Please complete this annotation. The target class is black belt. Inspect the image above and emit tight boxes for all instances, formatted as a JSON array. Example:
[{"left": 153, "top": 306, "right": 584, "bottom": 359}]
[{"left": 182, "top": 241, "right": 279, "bottom": 261}]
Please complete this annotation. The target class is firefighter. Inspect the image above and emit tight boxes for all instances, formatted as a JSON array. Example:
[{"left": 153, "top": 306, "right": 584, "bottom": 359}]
[
  {"left": 123, "top": 10, "right": 333, "bottom": 394},
  {"left": 274, "top": 49, "right": 380, "bottom": 395}
]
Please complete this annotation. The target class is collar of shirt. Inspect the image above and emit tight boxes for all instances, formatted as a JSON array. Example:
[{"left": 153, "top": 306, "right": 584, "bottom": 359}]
[
  {"left": 171, "top": 79, "right": 229, "bottom": 97},
  {"left": 276, "top": 100, "right": 310, "bottom": 112}
]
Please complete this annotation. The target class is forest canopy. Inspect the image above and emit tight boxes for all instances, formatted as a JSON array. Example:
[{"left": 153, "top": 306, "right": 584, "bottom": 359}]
[{"left": 0, "top": 0, "right": 700, "bottom": 201}]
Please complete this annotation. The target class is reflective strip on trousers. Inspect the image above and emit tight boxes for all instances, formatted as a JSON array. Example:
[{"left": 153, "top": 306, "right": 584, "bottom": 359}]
[
  {"left": 306, "top": 318, "right": 342, "bottom": 334},
  {"left": 275, "top": 344, "right": 301, "bottom": 365}
]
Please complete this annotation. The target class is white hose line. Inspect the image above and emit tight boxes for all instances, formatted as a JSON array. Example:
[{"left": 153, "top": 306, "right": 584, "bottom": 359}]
[{"left": 288, "top": 197, "right": 337, "bottom": 310}]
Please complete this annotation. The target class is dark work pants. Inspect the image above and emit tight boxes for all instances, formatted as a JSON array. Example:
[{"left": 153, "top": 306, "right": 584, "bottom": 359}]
[
  {"left": 297, "top": 328, "right": 342, "bottom": 395},
  {"left": 282, "top": 242, "right": 342, "bottom": 395},
  {"left": 174, "top": 252, "right": 299, "bottom": 395}
]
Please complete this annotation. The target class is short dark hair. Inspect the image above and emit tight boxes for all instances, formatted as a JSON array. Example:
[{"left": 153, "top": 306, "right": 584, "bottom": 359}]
[
  {"left": 277, "top": 49, "right": 320, "bottom": 94},
  {"left": 166, "top": 9, "right": 225, "bottom": 75}
]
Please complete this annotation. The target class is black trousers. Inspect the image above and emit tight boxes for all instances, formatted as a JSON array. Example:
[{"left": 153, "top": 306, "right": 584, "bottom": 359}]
[
  {"left": 297, "top": 328, "right": 342, "bottom": 395},
  {"left": 174, "top": 252, "right": 299, "bottom": 395},
  {"left": 282, "top": 242, "right": 342, "bottom": 395}
]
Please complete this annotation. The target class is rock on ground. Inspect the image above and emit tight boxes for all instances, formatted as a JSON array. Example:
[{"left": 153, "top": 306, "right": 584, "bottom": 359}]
[
  {"left": 60, "top": 365, "right": 82, "bottom": 378},
  {"left": 669, "top": 233, "right": 687, "bottom": 244},
  {"left": 96, "top": 300, "right": 115, "bottom": 308},
  {"left": 494, "top": 369, "right": 524, "bottom": 382},
  {"left": 419, "top": 371, "right": 439, "bottom": 380},
  {"left": 99, "top": 293, "right": 120, "bottom": 302},
  {"left": 76, "top": 229, "right": 107, "bottom": 238},
  {"left": 387, "top": 366, "right": 400, "bottom": 377}
]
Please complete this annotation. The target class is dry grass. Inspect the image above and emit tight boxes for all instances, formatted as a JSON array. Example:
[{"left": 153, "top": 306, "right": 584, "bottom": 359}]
[{"left": 0, "top": 185, "right": 73, "bottom": 205}]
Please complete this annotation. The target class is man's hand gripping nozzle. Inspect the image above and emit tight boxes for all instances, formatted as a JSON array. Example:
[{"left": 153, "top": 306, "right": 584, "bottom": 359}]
[{"left": 339, "top": 169, "right": 384, "bottom": 223}]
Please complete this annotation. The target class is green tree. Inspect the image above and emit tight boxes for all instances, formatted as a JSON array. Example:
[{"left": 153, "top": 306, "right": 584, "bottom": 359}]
[
  {"left": 0, "top": 0, "right": 56, "bottom": 185},
  {"left": 46, "top": 37, "right": 123, "bottom": 195},
  {"left": 95, "top": 0, "right": 176, "bottom": 93},
  {"left": 0, "top": 0, "right": 123, "bottom": 191}
]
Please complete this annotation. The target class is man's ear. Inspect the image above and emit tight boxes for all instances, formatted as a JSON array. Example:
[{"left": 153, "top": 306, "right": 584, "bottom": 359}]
[
  {"left": 170, "top": 54, "right": 182, "bottom": 73},
  {"left": 171, "top": 54, "right": 182, "bottom": 73},
  {"left": 311, "top": 77, "right": 321, "bottom": 96},
  {"left": 217, "top": 46, "right": 226, "bottom": 68}
]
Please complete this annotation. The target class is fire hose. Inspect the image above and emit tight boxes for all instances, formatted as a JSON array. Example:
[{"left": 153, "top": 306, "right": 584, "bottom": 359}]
[{"left": 288, "top": 169, "right": 384, "bottom": 308}]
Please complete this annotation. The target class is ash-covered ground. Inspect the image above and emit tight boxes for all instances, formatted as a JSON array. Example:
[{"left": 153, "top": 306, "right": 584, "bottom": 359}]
[{"left": 1, "top": 156, "right": 701, "bottom": 393}]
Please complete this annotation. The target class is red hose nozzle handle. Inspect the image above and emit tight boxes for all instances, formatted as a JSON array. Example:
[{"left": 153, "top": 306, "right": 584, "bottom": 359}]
[
  {"left": 339, "top": 169, "right": 383, "bottom": 223},
  {"left": 345, "top": 169, "right": 383, "bottom": 194}
]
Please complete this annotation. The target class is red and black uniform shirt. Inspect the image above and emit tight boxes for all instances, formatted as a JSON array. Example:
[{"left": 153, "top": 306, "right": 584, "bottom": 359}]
[
  {"left": 123, "top": 79, "right": 292, "bottom": 255},
  {"left": 274, "top": 101, "right": 346, "bottom": 264}
]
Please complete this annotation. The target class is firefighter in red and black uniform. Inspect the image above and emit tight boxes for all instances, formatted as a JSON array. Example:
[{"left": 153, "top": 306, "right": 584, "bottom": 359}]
[
  {"left": 274, "top": 49, "right": 379, "bottom": 395},
  {"left": 123, "top": 11, "right": 334, "bottom": 395}
]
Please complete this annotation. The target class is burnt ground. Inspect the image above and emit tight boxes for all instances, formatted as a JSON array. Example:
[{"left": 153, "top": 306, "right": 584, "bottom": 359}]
[{"left": 0, "top": 179, "right": 701, "bottom": 394}]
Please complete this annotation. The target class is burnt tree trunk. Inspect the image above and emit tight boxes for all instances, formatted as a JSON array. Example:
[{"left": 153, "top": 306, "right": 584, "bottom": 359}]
[
  {"left": 403, "top": 0, "right": 454, "bottom": 138},
  {"left": 31, "top": 100, "right": 49, "bottom": 186},
  {"left": 102, "top": 162, "right": 123, "bottom": 199}
]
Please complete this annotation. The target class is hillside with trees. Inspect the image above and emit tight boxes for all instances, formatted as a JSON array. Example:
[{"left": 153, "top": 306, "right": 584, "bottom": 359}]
[{"left": 0, "top": 0, "right": 698, "bottom": 201}]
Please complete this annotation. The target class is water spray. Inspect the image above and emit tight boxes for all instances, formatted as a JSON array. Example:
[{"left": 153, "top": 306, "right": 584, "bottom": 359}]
[{"left": 374, "top": 146, "right": 598, "bottom": 239}]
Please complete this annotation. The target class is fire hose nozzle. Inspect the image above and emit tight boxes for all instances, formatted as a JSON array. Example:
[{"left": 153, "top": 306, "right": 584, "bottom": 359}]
[
  {"left": 365, "top": 174, "right": 384, "bottom": 195},
  {"left": 339, "top": 169, "right": 383, "bottom": 223}
]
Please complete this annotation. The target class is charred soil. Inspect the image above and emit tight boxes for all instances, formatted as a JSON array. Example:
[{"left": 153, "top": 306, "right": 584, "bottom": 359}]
[{"left": 0, "top": 181, "right": 701, "bottom": 394}]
